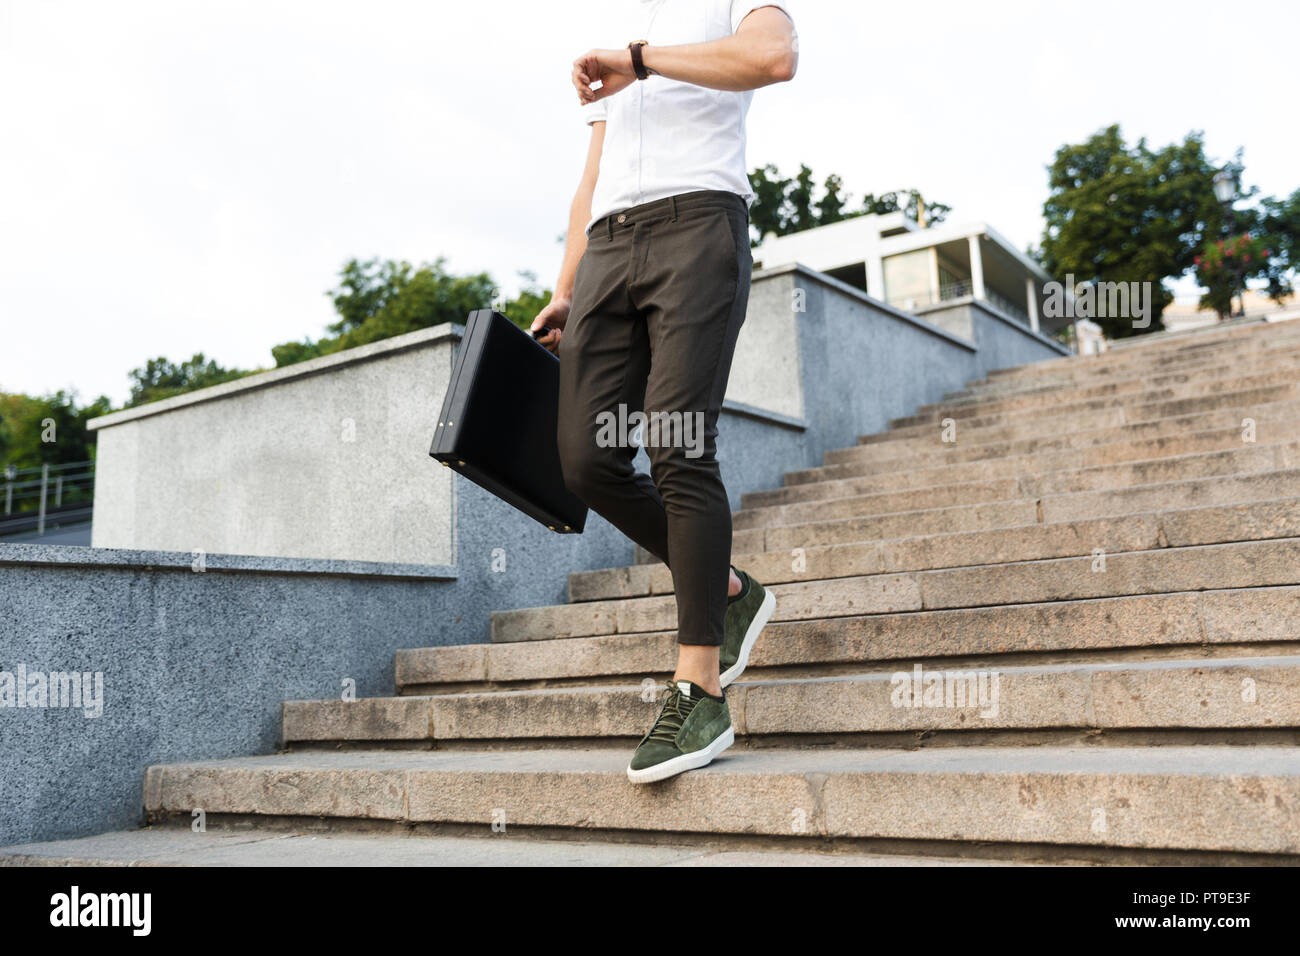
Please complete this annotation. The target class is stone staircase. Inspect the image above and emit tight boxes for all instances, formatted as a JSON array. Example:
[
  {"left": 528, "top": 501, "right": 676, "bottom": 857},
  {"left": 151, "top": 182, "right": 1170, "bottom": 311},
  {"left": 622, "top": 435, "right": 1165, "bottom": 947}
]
[{"left": 12, "top": 318, "right": 1300, "bottom": 866}]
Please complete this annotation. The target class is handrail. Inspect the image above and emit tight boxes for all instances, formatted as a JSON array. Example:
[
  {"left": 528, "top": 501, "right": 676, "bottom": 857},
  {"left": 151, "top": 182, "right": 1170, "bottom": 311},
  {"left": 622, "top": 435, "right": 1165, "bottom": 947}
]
[{"left": 0, "top": 460, "right": 96, "bottom": 535}]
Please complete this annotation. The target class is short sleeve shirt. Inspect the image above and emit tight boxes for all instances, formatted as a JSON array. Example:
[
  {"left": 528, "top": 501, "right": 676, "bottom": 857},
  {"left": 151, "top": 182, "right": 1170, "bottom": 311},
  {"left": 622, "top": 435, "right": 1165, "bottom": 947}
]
[{"left": 580, "top": 0, "right": 793, "bottom": 235}]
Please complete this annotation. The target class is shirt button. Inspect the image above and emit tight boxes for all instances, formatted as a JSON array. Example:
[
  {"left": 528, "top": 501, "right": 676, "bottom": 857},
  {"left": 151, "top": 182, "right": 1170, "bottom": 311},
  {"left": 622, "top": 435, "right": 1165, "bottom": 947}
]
[{"left": 617, "top": 214, "right": 627, "bottom": 223}]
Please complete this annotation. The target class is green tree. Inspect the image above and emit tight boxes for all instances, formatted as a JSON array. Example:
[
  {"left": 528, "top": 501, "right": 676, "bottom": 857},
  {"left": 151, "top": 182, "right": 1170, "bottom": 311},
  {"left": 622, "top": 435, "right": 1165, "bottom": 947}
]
[
  {"left": 1260, "top": 187, "right": 1300, "bottom": 277},
  {"left": 748, "top": 163, "right": 794, "bottom": 241},
  {"left": 0, "top": 390, "right": 112, "bottom": 510},
  {"left": 747, "top": 163, "right": 950, "bottom": 245},
  {"left": 1194, "top": 229, "right": 1293, "bottom": 318},
  {"left": 272, "top": 257, "right": 496, "bottom": 367},
  {"left": 1041, "top": 127, "right": 1300, "bottom": 334},
  {"left": 1039, "top": 125, "right": 1225, "bottom": 336},
  {"left": 815, "top": 172, "right": 852, "bottom": 223},
  {"left": 125, "top": 354, "right": 251, "bottom": 408},
  {"left": 273, "top": 258, "right": 551, "bottom": 367},
  {"left": 500, "top": 270, "right": 554, "bottom": 331},
  {"left": 785, "top": 164, "right": 816, "bottom": 233}
]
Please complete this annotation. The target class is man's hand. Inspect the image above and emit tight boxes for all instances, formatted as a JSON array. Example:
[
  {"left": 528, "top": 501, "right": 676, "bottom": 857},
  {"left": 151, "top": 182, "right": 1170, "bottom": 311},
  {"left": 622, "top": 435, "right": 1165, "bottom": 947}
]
[
  {"left": 572, "top": 48, "right": 637, "bottom": 104},
  {"left": 530, "top": 296, "right": 571, "bottom": 355}
]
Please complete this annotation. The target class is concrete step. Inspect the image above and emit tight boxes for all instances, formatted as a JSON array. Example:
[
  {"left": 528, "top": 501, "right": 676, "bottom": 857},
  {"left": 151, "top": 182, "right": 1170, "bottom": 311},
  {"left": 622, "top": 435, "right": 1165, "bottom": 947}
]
[
  {"left": 858, "top": 382, "right": 1300, "bottom": 447},
  {"left": 0, "top": 826, "right": 1029, "bottom": 867},
  {"left": 1096, "top": 317, "right": 1300, "bottom": 358},
  {"left": 138, "top": 746, "right": 1300, "bottom": 855},
  {"left": 832, "top": 397, "right": 1300, "bottom": 464},
  {"left": 942, "top": 350, "right": 1300, "bottom": 404},
  {"left": 953, "top": 340, "right": 1300, "bottom": 401},
  {"left": 572, "top": 498, "right": 1300, "bottom": 603},
  {"left": 902, "top": 359, "right": 1300, "bottom": 426},
  {"left": 738, "top": 461, "right": 1300, "bottom": 533},
  {"left": 941, "top": 348, "right": 1300, "bottom": 408},
  {"left": 489, "top": 537, "right": 1300, "bottom": 643},
  {"left": 737, "top": 469, "right": 1299, "bottom": 557},
  {"left": 981, "top": 323, "right": 1300, "bottom": 384},
  {"left": 742, "top": 440, "right": 1298, "bottom": 512},
  {"left": 398, "top": 584, "right": 1300, "bottom": 691},
  {"left": 283, "top": 656, "right": 1300, "bottom": 743},
  {"left": 788, "top": 419, "right": 1300, "bottom": 488}
]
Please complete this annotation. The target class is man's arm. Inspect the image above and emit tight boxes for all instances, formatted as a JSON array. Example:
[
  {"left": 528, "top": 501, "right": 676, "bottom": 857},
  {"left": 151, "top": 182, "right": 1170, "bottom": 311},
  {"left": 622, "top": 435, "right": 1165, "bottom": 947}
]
[
  {"left": 529, "top": 120, "right": 605, "bottom": 350},
  {"left": 573, "top": 6, "right": 797, "bottom": 101}
]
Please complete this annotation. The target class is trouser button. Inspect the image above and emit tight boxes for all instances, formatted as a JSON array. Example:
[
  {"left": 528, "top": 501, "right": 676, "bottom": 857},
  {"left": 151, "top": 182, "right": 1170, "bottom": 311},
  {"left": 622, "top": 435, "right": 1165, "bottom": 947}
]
[{"left": 617, "top": 214, "right": 627, "bottom": 223}]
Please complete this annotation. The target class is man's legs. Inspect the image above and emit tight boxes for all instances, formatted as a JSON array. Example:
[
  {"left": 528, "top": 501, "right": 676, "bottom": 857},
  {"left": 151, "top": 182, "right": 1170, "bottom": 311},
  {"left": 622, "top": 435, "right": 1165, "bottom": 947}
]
[
  {"left": 634, "top": 198, "right": 750, "bottom": 655},
  {"left": 556, "top": 191, "right": 752, "bottom": 692},
  {"left": 556, "top": 211, "right": 669, "bottom": 568}
]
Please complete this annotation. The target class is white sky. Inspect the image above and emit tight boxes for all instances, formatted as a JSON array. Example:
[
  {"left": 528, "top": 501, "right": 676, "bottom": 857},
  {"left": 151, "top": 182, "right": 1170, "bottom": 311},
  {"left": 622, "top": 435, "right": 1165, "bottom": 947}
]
[{"left": 2, "top": 0, "right": 1297, "bottom": 406}]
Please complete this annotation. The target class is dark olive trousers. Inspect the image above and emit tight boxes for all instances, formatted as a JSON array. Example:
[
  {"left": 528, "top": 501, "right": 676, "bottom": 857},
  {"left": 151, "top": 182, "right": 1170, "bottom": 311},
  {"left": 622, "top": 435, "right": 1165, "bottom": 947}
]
[{"left": 557, "top": 189, "right": 753, "bottom": 646}]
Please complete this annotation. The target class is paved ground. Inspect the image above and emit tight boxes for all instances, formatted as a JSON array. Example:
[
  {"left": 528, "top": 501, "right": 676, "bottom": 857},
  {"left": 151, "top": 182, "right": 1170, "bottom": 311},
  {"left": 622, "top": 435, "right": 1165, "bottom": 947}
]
[{"left": 0, "top": 828, "right": 1034, "bottom": 867}]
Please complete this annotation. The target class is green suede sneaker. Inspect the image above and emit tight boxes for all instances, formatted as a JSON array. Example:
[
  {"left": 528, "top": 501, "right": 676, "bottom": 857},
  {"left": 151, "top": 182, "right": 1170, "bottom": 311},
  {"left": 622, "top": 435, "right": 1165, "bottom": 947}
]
[
  {"left": 627, "top": 679, "right": 734, "bottom": 784},
  {"left": 720, "top": 566, "right": 776, "bottom": 688}
]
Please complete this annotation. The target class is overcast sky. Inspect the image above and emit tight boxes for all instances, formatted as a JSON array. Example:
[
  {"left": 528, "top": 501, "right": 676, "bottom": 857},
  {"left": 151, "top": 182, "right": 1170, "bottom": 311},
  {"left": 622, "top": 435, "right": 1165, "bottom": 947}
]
[{"left": 2, "top": 0, "right": 1297, "bottom": 406}]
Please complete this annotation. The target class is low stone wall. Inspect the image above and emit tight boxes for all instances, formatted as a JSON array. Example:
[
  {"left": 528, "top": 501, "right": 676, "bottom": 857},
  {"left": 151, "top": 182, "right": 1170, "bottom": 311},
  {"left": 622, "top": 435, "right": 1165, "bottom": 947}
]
[
  {"left": 89, "top": 326, "right": 461, "bottom": 566},
  {"left": 0, "top": 543, "right": 458, "bottom": 846}
]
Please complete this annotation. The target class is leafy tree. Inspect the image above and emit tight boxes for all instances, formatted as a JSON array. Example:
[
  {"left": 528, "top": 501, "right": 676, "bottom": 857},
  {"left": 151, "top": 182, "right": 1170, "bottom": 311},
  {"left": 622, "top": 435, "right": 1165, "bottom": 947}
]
[
  {"left": 1039, "top": 127, "right": 1213, "bottom": 334},
  {"left": 816, "top": 172, "right": 852, "bottom": 223},
  {"left": 501, "top": 270, "right": 554, "bottom": 330},
  {"left": 1260, "top": 187, "right": 1300, "bottom": 276},
  {"left": 1040, "top": 126, "right": 1204, "bottom": 334},
  {"left": 1194, "top": 215, "right": 1292, "bottom": 319},
  {"left": 272, "top": 257, "right": 494, "bottom": 367},
  {"left": 1040, "top": 126, "right": 1299, "bottom": 334},
  {"left": 272, "top": 258, "right": 548, "bottom": 367},
  {"left": 785, "top": 164, "right": 816, "bottom": 233},
  {"left": 748, "top": 163, "right": 794, "bottom": 242},
  {"left": 125, "top": 354, "right": 251, "bottom": 408},
  {"left": 1195, "top": 233, "right": 1273, "bottom": 317},
  {"left": 324, "top": 257, "right": 494, "bottom": 337},
  {"left": 747, "top": 163, "right": 950, "bottom": 246},
  {"left": 0, "top": 390, "right": 112, "bottom": 510}
]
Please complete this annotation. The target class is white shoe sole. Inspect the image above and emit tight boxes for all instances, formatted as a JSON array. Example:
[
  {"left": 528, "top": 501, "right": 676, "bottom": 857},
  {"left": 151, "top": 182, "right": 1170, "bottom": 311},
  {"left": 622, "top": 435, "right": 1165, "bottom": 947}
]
[
  {"left": 626, "top": 726, "right": 735, "bottom": 785},
  {"left": 719, "top": 587, "right": 776, "bottom": 689}
]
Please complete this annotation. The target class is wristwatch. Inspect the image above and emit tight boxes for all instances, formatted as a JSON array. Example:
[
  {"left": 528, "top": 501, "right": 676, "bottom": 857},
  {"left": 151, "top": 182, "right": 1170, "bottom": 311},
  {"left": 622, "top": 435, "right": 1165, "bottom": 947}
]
[{"left": 628, "top": 40, "right": 650, "bottom": 80}]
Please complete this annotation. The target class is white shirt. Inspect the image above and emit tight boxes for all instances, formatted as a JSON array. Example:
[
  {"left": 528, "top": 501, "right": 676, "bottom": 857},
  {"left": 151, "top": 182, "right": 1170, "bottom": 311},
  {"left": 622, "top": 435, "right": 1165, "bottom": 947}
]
[{"left": 580, "top": 0, "right": 792, "bottom": 235}]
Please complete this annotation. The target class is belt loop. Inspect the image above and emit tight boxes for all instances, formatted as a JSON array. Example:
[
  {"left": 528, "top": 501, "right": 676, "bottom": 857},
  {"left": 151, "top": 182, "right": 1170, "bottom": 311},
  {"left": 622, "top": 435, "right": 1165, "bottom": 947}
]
[
  {"left": 606, "top": 215, "right": 613, "bottom": 241},
  {"left": 670, "top": 195, "right": 678, "bottom": 222}
]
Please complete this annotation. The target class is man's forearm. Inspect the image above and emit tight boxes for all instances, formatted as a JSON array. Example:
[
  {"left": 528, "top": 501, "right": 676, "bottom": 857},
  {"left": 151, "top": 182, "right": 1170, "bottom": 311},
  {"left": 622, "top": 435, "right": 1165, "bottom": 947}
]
[
  {"left": 554, "top": 188, "right": 594, "bottom": 303},
  {"left": 639, "top": 26, "right": 796, "bottom": 91}
]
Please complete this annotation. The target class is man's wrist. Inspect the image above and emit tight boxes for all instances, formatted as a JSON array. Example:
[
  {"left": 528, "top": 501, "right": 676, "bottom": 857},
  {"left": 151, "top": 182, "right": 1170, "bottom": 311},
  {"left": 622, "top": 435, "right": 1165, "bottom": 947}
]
[
  {"left": 627, "top": 41, "right": 659, "bottom": 79},
  {"left": 627, "top": 42, "right": 645, "bottom": 80}
]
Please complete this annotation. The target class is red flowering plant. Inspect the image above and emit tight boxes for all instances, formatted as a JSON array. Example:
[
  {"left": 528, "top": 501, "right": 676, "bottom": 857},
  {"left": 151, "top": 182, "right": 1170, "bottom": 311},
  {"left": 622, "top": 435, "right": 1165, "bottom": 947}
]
[{"left": 1195, "top": 233, "right": 1274, "bottom": 318}]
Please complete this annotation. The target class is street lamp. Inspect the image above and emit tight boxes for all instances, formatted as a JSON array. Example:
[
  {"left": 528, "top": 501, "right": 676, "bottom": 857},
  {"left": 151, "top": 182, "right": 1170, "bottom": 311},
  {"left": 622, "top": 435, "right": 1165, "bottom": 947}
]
[
  {"left": 1212, "top": 169, "right": 1236, "bottom": 205},
  {"left": 1212, "top": 168, "right": 1243, "bottom": 317}
]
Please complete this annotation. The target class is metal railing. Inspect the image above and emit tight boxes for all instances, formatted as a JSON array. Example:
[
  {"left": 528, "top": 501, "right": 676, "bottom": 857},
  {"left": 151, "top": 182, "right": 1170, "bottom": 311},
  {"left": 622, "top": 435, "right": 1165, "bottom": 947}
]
[
  {"left": 1, "top": 460, "right": 96, "bottom": 537},
  {"left": 891, "top": 281, "right": 1032, "bottom": 326},
  {"left": 983, "top": 288, "right": 1031, "bottom": 324},
  {"left": 940, "top": 278, "right": 974, "bottom": 301},
  {"left": 888, "top": 279, "right": 976, "bottom": 312}
]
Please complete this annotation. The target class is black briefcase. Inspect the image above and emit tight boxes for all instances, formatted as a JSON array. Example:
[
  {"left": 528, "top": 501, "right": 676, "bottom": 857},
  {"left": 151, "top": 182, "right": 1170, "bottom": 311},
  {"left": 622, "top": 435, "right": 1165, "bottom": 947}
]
[{"left": 430, "top": 309, "right": 588, "bottom": 533}]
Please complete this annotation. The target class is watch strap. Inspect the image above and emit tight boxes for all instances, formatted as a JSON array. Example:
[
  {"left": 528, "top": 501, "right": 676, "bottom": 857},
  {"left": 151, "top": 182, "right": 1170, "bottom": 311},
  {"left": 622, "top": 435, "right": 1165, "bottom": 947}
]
[{"left": 628, "top": 40, "right": 649, "bottom": 80}]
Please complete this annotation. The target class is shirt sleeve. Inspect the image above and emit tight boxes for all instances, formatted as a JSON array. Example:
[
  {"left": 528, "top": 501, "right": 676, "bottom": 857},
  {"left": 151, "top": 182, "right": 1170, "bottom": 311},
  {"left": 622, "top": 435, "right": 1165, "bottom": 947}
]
[
  {"left": 730, "top": 0, "right": 792, "bottom": 34},
  {"left": 581, "top": 96, "right": 608, "bottom": 126}
]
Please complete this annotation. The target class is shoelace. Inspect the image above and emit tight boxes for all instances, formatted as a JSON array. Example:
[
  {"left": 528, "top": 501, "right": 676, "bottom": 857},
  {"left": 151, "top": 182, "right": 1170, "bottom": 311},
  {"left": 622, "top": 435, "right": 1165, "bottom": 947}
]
[{"left": 646, "top": 683, "right": 699, "bottom": 744}]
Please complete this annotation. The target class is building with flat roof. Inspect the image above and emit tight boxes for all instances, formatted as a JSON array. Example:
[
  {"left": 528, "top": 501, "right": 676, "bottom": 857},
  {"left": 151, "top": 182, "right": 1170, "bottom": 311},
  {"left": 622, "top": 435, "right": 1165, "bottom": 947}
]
[{"left": 752, "top": 212, "right": 1065, "bottom": 338}]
